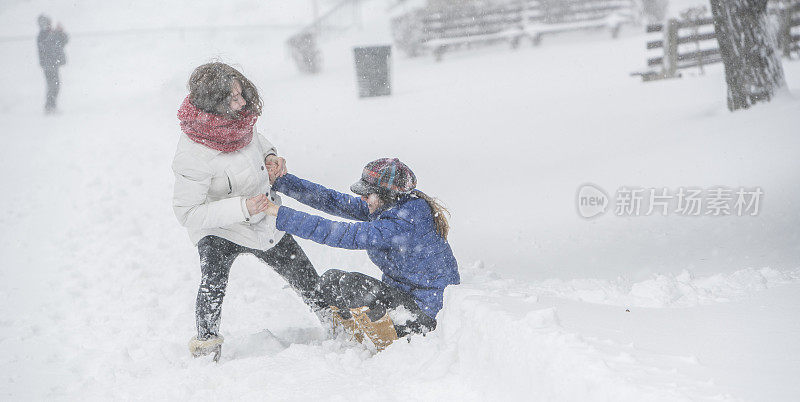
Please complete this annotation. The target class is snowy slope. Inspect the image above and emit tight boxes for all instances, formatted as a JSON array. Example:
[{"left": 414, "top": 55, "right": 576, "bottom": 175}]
[{"left": 1, "top": 0, "right": 799, "bottom": 400}]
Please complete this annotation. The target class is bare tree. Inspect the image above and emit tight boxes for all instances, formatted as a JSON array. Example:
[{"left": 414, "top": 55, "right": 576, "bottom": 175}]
[{"left": 709, "top": 0, "right": 785, "bottom": 111}]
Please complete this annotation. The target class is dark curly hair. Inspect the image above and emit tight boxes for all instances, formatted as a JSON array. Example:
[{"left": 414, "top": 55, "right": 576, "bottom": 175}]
[{"left": 187, "top": 62, "right": 262, "bottom": 118}]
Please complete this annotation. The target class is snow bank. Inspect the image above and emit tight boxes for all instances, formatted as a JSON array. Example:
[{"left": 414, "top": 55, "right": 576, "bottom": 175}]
[
  {"left": 410, "top": 283, "right": 704, "bottom": 401},
  {"left": 522, "top": 266, "right": 800, "bottom": 308}
]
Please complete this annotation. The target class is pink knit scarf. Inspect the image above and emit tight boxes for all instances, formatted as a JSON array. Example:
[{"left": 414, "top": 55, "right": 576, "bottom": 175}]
[{"left": 177, "top": 96, "right": 257, "bottom": 153}]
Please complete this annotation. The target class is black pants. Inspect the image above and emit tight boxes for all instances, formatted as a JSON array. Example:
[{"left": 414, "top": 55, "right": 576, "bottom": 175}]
[
  {"left": 43, "top": 66, "right": 60, "bottom": 112},
  {"left": 317, "top": 270, "right": 437, "bottom": 337},
  {"left": 195, "top": 234, "right": 323, "bottom": 340}
]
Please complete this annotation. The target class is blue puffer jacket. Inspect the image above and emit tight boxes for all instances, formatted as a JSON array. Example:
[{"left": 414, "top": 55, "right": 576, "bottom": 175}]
[{"left": 272, "top": 173, "right": 459, "bottom": 318}]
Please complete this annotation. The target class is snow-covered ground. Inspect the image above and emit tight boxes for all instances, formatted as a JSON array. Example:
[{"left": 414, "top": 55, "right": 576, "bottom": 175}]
[{"left": 1, "top": 0, "right": 799, "bottom": 400}]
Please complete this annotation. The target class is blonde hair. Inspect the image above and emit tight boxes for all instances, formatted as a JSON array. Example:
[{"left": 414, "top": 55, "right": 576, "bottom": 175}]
[{"left": 412, "top": 190, "right": 450, "bottom": 240}]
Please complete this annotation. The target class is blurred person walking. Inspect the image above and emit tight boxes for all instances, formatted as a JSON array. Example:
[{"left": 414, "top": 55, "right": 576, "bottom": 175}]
[{"left": 36, "top": 14, "right": 68, "bottom": 114}]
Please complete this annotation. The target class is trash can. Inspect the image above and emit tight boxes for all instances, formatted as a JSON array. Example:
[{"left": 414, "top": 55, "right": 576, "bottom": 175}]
[{"left": 353, "top": 45, "right": 391, "bottom": 98}]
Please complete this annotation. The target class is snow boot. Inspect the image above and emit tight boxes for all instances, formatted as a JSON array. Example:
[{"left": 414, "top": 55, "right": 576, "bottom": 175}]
[
  {"left": 329, "top": 306, "right": 363, "bottom": 343},
  {"left": 189, "top": 335, "right": 223, "bottom": 362},
  {"left": 350, "top": 306, "right": 399, "bottom": 351}
]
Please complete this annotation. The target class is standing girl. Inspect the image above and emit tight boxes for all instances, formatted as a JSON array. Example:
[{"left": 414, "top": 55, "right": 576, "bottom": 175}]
[{"left": 172, "top": 63, "right": 321, "bottom": 360}]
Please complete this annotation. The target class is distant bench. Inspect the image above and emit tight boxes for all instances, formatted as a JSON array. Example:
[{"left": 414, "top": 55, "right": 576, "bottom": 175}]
[{"left": 392, "top": 0, "right": 636, "bottom": 61}]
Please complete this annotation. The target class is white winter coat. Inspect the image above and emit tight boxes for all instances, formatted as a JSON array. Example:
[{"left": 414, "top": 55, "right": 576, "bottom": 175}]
[{"left": 172, "top": 130, "right": 284, "bottom": 250}]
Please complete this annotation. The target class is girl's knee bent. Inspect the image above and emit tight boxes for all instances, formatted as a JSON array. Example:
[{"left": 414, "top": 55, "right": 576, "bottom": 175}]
[{"left": 319, "top": 269, "right": 347, "bottom": 286}]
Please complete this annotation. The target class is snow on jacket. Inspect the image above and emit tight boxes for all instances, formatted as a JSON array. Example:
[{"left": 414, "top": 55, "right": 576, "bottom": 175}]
[
  {"left": 172, "top": 130, "right": 284, "bottom": 250},
  {"left": 272, "top": 173, "right": 460, "bottom": 318},
  {"left": 37, "top": 28, "right": 68, "bottom": 68}
]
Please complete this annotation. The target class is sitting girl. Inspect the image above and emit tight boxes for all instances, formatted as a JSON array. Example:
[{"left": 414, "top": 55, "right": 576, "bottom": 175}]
[{"left": 261, "top": 158, "right": 459, "bottom": 349}]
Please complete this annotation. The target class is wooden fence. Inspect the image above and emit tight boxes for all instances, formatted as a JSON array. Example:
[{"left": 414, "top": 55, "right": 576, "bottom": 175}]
[{"left": 632, "top": 2, "right": 800, "bottom": 81}]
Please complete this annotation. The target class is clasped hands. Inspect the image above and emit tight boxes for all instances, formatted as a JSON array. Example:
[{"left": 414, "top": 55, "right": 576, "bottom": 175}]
[{"left": 245, "top": 155, "right": 287, "bottom": 217}]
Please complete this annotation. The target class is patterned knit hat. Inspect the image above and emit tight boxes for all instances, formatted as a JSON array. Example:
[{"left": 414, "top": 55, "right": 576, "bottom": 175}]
[{"left": 350, "top": 158, "right": 417, "bottom": 196}]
